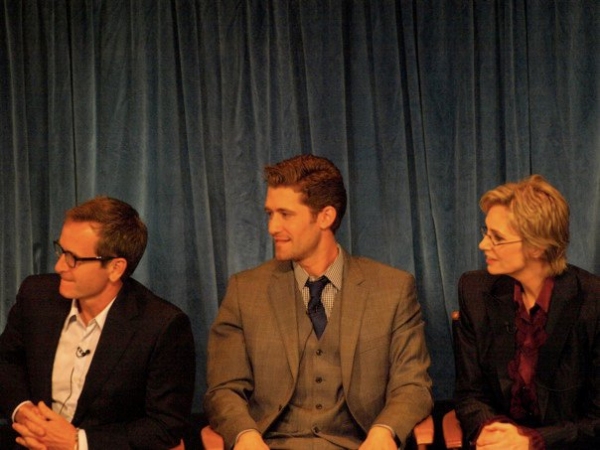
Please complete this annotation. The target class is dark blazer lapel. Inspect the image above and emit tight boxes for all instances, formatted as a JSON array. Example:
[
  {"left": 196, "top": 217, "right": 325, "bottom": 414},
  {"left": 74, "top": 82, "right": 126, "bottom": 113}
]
[
  {"left": 339, "top": 254, "right": 367, "bottom": 391},
  {"left": 73, "top": 282, "right": 140, "bottom": 422},
  {"left": 487, "top": 277, "right": 517, "bottom": 407},
  {"left": 536, "top": 269, "right": 582, "bottom": 417},
  {"left": 37, "top": 299, "right": 72, "bottom": 405},
  {"left": 268, "top": 262, "right": 301, "bottom": 381}
]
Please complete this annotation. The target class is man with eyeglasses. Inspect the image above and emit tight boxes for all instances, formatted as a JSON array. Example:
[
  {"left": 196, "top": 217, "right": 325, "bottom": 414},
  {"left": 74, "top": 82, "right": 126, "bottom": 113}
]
[{"left": 0, "top": 196, "right": 195, "bottom": 450}]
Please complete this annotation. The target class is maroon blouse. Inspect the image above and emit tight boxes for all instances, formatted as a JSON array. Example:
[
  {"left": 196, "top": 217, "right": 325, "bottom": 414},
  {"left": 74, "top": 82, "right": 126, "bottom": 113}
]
[{"left": 506, "top": 277, "right": 555, "bottom": 449}]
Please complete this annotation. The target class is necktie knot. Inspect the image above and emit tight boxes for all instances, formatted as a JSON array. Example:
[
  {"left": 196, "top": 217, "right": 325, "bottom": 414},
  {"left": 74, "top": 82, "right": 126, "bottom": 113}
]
[
  {"left": 306, "top": 276, "right": 329, "bottom": 300},
  {"left": 306, "top": 276, "right": 329, "bottom": 338}
]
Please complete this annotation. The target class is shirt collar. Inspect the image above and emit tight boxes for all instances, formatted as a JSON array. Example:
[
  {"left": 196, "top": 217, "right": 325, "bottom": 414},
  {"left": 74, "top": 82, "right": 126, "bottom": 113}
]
[
  {"left": 293, "top": 245, "right": 344, "bottom": 290},
  {"left": 64, "top": 297, "right": 117, "bottom": 331},
  {"left": 513, "top": 277, "right": 555, "bottom": 313}
]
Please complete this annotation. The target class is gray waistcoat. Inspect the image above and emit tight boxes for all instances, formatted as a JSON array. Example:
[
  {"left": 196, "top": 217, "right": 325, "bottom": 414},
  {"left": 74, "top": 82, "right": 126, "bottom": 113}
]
[{"left": 264, "top": 289, "right": 363, "bottom": 449}]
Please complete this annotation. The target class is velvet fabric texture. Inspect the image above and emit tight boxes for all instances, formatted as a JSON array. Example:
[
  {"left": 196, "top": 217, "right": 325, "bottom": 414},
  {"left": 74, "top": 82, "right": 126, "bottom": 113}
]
[{"left": 1, "top": 1, "right": 598, "bottom": 410}]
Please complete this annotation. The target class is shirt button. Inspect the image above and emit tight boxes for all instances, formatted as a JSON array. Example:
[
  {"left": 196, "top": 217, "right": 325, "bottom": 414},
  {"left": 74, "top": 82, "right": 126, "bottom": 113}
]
[
  {"left": 316, "top": 377, "right": 323, "bottom": 383},
  {"left": 313, "top": 426, "right": 320, "bottom": 433}
]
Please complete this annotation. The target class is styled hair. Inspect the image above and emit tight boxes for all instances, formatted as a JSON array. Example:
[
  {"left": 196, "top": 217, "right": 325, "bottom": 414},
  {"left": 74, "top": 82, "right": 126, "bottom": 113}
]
[
  {"left": 65, "top": 196, "right": 148, "bottom": 279},
  {"left": 479, "top": 174, "right": 570, "bottom": 276},
  {"left": 264, "top": 154, "right": 347, "bottom": 232}
]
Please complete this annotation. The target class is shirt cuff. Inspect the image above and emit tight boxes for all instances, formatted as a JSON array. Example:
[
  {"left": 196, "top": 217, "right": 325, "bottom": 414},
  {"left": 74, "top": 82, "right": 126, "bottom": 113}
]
[
  {"left": 11, "top": 401, "right": 34, "bottom": 422},
  {"left": 235, "top": 428, "right": 260, "bottom": 443},
  {"left": 371, "top": 424, "right": 395, "bottom": 438},
  {"left": 77, "top": 428, "right": 89, "bottom": 450},
  {"left": 371, "top": 424, "right": 400, "bottom": 446}
]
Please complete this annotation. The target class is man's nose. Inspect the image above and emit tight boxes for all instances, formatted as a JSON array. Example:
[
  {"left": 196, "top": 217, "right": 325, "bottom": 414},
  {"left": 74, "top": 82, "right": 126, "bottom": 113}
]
[
  {"left": 54, "top": 253, "right": 68, "bottom": 272},
  {"left": 268, "top": 214, "right": 281, "bottom": 235}
]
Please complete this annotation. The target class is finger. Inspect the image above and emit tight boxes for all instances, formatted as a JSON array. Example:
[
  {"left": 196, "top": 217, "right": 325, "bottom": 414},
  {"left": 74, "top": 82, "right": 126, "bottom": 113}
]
[
  {"left": 476, "top": 441, "right": 506, "bottom": 450},
  {"left": 13, "top": 417, "right": 46, "bottom": 439},
  {"left": 15, "top": 430, "right": 46, "bottom": 448},
  {"left": 20, "top": 405, "right": 46, "bottom": 423},
  {"left": 477, "top": 431, "right": 502, "bottom": 446},
  {"left": 18, "top": 411, "right": 49, "bottom": 435},
  {"left": 37, "top": 401, "right": 59, "bottom": 420},
  {"left": 16, "top": 435, "right": 48, "bottom": 450},
  {"left": 481, "top": 424, "right": 509, "bottom": 434},
  {"left": 13, "top": 421, "right": 34, "bottom": 437},
  {"left": 15, "top": 403, "right": 41, "bottom": 424}
]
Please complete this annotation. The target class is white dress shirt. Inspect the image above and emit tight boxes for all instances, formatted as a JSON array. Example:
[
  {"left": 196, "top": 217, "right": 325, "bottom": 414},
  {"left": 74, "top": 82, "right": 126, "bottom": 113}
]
[
  {"left": 51, "top": 298, "right": 116, "bottom": 450},
  {"left": 12, "top": 297, "right": 116, "bottom": 449},
  {"left": 52, "top": 299, "right": 114, "bottom": 419}
]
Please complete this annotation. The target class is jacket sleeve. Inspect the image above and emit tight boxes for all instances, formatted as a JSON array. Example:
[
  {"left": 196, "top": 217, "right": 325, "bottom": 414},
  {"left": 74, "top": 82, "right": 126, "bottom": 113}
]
[
  {"left": 0, "top": 285, "right": 32, "bottom": 419},
  {"left": 366, "top": 271, "right": 433, "bottom": 445},
  {"left": 203, "top": 273, "right": 266, "bottom": 449},
  {"left": 454, "top": 272, "right": 505, "bottom": 443}
]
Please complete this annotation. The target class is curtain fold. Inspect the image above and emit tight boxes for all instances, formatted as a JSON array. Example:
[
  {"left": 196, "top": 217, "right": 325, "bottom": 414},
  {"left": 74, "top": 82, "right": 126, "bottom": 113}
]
[{"left": 1, "top": 0, "right": 598, "bottom": 409}]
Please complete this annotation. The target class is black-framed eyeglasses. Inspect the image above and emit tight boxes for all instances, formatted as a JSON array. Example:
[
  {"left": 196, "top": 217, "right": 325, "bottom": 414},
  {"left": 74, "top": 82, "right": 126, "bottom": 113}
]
[
  {"left": 53, "top": 241, "right": 118, "bottom": 268},
  {"left": 480, "top": 226, "right": 522, "bottom": 247}
]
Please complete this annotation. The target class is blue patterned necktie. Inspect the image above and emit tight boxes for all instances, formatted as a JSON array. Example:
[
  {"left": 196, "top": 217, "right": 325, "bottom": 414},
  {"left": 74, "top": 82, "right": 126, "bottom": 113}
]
[{"left": 306, "top": 276, "right": 329, "bottom": 339}]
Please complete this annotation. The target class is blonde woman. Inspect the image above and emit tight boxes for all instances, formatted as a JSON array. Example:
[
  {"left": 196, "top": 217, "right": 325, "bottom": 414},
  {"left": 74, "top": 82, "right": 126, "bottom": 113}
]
[{"left": 454, "top": 175, "right": 600, "bottom": 449}]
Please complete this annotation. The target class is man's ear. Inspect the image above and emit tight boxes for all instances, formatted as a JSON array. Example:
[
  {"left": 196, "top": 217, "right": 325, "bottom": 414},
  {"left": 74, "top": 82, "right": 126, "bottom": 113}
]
[
  {"left": 318, "top": 206, "right": 337, "bottom": 230},
  {"left": 108, "top": 258, "right": 128, "bottom": 282}
]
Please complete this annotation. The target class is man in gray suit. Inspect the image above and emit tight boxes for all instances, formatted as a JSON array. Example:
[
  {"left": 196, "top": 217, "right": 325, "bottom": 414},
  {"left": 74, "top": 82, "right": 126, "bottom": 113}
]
[{"left": 204, "top": 154, "right": 432, "bottom": 450}]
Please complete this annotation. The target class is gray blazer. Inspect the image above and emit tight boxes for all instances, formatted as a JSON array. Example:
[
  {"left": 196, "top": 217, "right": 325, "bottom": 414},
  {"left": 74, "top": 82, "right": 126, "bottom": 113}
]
[{"left": 204, "top": 250, "right": 432, "bottom": 449}]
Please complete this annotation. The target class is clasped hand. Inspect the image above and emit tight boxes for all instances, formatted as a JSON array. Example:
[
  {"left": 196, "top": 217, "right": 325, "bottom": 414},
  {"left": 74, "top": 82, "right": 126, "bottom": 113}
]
[
  {"left": 12, "top": 401, "right": 77, "bottom": 450},
  {"left": 476, "top": 421, "right": 530, "bottom": 450}
]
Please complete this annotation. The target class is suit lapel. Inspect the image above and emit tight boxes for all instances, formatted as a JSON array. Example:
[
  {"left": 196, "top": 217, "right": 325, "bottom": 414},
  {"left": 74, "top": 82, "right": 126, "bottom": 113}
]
[
  {"left": 268, "top": 262, "right": 301, "bottom": 381},
  {"left": 536, "top": 270, "right": 582, "bottom": 418},
  {"left": 486, "top": 277, "right": 518, "bottom": 407},
  {"left": 73, "top": 281, "right": 140, "bottom": 423},
  {"left": 38, "top": 299, "right": 72, "bottom": 405},
  {"left": 338, "top": 254, "right": 367, "bottom": 391}
]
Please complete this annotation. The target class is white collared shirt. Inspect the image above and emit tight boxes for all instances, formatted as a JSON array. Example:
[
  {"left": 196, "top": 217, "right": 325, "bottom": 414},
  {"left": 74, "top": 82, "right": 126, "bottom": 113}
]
[{"left": 51, "top": 298, "right": 115, "bottom": 422}]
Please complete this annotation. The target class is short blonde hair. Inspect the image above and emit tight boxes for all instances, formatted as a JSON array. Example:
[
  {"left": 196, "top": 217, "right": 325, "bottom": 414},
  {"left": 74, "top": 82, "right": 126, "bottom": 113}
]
[{"left": 479, "top": 175, "right": 570, "bottom": 276}]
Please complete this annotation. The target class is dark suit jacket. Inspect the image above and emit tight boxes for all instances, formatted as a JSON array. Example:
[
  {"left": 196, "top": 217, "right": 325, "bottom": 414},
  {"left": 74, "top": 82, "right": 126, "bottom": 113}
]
[
  {"left": 204, "top": 250, "right": 433, "bottom": 449},
  {"left": 0, "top": 274, "right": 196, "bottom": 450},
  {"left": 454, "top": 265, "right": 600, "bottom": 449}
]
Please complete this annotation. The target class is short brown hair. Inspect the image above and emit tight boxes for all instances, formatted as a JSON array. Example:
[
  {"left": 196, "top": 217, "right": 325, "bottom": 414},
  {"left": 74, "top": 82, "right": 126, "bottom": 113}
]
[
  {"left": 65, "top": 196, "right": 148, "bottom": 279},
  {"left": 479, "top": 174, "right": 570, "bottom": 276},
  {"left": 264, "top": 154, "right": 347, "bottom": 232}
]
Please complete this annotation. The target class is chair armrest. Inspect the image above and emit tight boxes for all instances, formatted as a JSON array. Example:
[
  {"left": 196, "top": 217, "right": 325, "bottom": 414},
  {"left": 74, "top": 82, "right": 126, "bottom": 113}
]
[
  {"left": 442, "top": 409, "right": 463, "bottom": 449},
  {"left": 201, "top": 426, "right": 225, "bottom": 450},
  {"left": 413, "top": 414, "right": 434, "bottom": 447}
]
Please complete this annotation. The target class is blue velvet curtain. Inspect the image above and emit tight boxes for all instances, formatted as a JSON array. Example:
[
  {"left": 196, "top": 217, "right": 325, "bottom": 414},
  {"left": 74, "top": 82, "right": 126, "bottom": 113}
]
[{"left": 1, "top": 0, "right": 598, "bottom": 412}]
